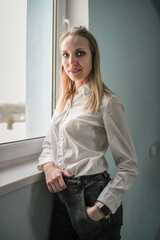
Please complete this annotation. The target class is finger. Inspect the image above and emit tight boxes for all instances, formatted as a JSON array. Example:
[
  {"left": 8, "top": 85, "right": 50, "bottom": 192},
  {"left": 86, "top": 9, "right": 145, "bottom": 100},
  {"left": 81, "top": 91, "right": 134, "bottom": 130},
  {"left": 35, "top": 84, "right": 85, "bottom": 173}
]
[
  {"left": 47, "top": 179, "right": 58, "bottom": 193},
  {"left": 47, "top": 183, "right": 54, "bottom": 193},
  {"left": 53, "top": 179, "right": 65, "bottom": 192},
  {"left": 53, "top": 173, "right": 67, "bottom": 190},
  {"left": 58, "top": 176, "right": 67, "bottom": 189},
  {"left": 62, "top": 170, "right": 73, "bottom": 178},
  {"left": 48, "top": 181, "right": 60, "bottom": 193}
]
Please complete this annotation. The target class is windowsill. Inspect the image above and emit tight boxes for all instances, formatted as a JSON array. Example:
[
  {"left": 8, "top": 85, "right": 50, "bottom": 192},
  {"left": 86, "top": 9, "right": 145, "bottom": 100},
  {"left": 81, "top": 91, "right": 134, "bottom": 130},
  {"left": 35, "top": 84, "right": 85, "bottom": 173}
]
[
  {"left": 0, "top": 138, "right": 45, "bottom": 196},
  {"left": 0, "top": 156, "right": 44, "bottom": 196}
]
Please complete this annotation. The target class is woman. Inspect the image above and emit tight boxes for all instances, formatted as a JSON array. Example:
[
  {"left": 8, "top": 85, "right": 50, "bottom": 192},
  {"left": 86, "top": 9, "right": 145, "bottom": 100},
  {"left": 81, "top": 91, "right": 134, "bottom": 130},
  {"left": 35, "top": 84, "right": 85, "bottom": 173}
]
[{"left": 38, "top": 26, "right": 138, "bottom": 240}]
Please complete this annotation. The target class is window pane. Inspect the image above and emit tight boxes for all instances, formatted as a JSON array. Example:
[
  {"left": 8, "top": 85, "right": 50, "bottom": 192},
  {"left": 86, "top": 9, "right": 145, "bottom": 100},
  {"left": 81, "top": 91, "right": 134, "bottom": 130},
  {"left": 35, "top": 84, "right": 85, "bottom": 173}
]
[{"left": 0, "top": 0, "right": 53, "bottom": 144}]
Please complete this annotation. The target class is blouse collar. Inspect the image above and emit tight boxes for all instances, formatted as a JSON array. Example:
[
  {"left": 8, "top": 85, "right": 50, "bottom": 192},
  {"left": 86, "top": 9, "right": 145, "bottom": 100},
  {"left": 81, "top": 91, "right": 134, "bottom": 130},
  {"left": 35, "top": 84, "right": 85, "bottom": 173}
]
[{"left": 78, "top": 82, "right": 91, "bottom": 95}]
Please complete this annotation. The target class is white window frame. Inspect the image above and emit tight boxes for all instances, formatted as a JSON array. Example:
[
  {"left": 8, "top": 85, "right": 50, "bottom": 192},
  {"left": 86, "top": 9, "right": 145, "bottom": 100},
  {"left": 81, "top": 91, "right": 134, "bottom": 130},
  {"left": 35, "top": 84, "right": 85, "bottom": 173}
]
[{"left": 0, "top": 0, "right": 67, "bottom": 196}]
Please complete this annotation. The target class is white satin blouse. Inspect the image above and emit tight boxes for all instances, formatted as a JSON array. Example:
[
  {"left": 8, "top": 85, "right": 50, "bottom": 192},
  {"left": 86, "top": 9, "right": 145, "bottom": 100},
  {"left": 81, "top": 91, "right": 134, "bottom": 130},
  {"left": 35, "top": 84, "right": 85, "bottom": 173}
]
[{"left": 38, "top": 82, "right": 138, "bottom": 213}]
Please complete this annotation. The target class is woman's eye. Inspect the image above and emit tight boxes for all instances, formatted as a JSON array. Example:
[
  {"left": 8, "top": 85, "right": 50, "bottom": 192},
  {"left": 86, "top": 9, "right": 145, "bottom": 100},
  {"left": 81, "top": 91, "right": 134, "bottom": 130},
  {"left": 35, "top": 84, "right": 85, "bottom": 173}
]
[
  {"left": 63, "top": 53, "right": 69, "bottom": 57},
  {"left": 76, "top": 51, "right": 85, "bottom": 57}
]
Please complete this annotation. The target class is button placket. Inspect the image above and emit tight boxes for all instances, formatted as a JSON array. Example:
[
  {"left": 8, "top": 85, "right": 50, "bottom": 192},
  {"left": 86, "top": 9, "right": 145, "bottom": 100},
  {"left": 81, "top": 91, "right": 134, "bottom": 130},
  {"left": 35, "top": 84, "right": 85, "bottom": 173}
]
[{"left": 57, "top": 101, "right": 72, "bottom": 168}]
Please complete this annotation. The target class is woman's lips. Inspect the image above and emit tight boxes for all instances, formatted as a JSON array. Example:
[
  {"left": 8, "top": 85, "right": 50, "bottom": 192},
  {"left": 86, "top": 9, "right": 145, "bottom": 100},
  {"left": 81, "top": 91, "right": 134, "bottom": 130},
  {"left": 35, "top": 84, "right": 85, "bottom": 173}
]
[{"left": 69, "top": 68, "right": 81, "bottom": 74}]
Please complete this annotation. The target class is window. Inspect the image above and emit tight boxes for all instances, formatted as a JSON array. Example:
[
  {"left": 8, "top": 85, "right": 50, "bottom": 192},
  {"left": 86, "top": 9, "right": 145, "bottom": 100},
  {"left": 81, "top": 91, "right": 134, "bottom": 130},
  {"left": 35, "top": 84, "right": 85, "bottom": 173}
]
[
  {"left": 0, "top": 0, "right": 67, "bottom": 194},
  {"left": 0, "top": 0, "right": 53, "bottom": 144},
  {"left": 0, "top": 0, "right": 89, "bottom": 146},
  {"left": 0, "top": 0, "right": 69, "bottom": 169},
  {"left": 0, "top": 0, "right": 89, "bottom": 196}
]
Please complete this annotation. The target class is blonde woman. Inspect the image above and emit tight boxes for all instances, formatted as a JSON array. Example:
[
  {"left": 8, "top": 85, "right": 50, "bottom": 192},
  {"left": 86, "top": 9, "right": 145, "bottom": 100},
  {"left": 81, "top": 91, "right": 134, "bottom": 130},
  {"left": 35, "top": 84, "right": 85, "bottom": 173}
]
[{"left": 38, "top": 26, "right": 138, "bottom": 240}]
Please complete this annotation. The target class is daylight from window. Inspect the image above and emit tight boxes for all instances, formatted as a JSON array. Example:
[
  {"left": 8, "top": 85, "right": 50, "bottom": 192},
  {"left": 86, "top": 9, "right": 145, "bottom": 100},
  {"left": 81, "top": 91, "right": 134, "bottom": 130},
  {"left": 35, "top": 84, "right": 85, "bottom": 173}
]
[
  {"left": 0, "top": 0, "right": 53, "bottom": 144},
  {"left": 0, "top": 0, "right": 27, "bottom": 143}
]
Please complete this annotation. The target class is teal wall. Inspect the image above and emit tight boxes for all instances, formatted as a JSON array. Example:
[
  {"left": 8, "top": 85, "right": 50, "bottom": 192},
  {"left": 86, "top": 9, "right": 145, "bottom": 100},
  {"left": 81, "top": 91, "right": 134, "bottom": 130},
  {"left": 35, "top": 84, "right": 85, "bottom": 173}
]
[
  {"left": 89, "top": 0, "right": 160, "bottom": 239},
  {"left": 0, "top": 180, "right": 53, "bottom": 240}
]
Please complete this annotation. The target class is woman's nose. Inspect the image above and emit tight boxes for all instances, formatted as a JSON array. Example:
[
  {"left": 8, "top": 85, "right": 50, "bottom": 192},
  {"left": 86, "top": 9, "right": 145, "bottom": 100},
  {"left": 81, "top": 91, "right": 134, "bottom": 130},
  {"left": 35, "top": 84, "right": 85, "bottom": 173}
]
[{"left": 69, "top": 55, "right": 78, "bottom": 65}]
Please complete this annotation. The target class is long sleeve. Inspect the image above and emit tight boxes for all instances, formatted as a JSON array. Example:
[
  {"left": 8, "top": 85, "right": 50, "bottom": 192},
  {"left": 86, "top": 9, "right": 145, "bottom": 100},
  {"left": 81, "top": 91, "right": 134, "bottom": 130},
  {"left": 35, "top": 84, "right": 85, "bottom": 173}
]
[
  {"left": 37, "top": 123, "right": 54, "bottom": 171},
  {"left": 97, "top": 95, "right": 138, "bottom": 214}
]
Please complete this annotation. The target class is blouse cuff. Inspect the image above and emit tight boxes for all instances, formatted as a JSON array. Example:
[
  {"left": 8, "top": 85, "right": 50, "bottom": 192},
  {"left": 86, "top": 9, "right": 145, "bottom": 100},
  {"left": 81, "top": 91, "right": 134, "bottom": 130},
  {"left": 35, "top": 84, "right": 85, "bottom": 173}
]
[
  {"left": 97, "top": 191, "right": 121, "bottom": 214},
  {"left": 37, "top": 161, "right": 53, "bottom": 171}
]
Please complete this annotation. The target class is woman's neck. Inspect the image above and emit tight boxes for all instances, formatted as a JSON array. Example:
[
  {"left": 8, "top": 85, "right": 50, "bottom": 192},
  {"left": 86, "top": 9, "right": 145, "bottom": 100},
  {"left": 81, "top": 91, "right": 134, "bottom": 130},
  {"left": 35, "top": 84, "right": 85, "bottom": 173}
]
[{"left": 74, "top": 80, "right": 90, "bottom": 93}]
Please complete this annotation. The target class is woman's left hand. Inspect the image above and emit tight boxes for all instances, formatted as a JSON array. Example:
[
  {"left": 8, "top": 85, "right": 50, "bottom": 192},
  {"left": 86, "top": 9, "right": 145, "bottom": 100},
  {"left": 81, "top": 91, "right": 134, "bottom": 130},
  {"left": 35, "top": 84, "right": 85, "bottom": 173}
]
[{"left": 87, "top": 205, "right": 104, "bottom": 221}]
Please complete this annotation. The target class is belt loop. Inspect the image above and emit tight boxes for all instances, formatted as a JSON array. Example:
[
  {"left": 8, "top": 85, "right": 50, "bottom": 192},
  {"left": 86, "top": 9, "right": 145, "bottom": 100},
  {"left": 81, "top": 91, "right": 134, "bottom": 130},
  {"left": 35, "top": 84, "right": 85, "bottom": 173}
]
[
  {"left": 102, "top": 170, "right": 108, "bottom": 178},
  {"left": 78, "top": 176, "right": 82, "bottom": 188}
]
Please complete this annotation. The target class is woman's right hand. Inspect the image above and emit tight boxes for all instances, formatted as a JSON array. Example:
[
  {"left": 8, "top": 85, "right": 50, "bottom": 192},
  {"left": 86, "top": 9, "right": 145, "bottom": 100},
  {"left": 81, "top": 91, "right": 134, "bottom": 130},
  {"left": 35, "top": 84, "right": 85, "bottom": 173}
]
[{"left": 43, "top": 163, "right": 73, "bottom": 193}]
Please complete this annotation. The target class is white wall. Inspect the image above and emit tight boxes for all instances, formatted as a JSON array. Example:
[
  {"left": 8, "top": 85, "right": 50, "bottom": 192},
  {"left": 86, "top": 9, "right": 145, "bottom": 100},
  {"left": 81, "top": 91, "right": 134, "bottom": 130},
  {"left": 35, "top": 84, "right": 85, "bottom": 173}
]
[{"left": 66, "top": 0, "right": 89, "bottom": 28}]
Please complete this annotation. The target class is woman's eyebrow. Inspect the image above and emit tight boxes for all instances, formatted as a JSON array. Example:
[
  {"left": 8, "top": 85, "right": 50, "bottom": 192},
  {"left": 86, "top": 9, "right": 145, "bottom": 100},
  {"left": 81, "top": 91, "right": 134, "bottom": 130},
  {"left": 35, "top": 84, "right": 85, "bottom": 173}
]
[
  {"left": 75, "top": 48, "right": 85, "bottom": 51},
  {"left": 61, "top": 50, "right": 67, "bottom": 53},
  {"left": 61, "top": 48, "right": 85, "bottom": 53}
]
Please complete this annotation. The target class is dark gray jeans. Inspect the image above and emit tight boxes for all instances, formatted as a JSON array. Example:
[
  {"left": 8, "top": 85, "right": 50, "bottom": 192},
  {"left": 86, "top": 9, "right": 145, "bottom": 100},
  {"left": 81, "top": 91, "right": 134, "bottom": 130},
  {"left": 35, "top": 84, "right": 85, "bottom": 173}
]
[{"left": 49, "top": 171, "right": 123, "bottom": 240}]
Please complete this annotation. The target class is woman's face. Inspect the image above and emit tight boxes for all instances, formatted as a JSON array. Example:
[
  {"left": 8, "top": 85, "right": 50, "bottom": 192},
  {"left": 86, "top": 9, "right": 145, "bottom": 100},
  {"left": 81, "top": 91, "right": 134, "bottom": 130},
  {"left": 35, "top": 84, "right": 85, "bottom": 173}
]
[{"left": 60, "top": 34, "right": 92, "bottom": 86}]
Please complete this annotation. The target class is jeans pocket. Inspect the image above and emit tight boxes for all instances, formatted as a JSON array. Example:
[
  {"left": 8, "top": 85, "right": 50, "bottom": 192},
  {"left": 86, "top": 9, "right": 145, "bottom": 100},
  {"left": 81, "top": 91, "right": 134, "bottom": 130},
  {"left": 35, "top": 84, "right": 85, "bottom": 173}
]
[
  {"left": 80, "top": 178, "right": 111, "bottom": 224},
  {"left": 84, "top": 178, "right": 109, "bottom": 207},
  {"left": 80, "top": 188, "right": 100, "bottom": 224}
]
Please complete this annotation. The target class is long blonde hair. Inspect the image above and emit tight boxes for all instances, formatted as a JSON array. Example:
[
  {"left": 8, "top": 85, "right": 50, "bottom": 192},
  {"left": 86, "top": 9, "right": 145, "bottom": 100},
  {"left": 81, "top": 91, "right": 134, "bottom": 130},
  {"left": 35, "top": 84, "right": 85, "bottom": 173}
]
[{"left": 57, "top": 26, "right": 111, "bottom": 113}]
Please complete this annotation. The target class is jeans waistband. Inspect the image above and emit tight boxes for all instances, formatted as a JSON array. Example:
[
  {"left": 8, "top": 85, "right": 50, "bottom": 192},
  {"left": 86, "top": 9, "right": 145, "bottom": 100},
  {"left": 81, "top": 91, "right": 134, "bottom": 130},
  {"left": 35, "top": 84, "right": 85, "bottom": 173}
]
[{"left": 63, "top": 171, "right": 110, "bottom": 187}]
